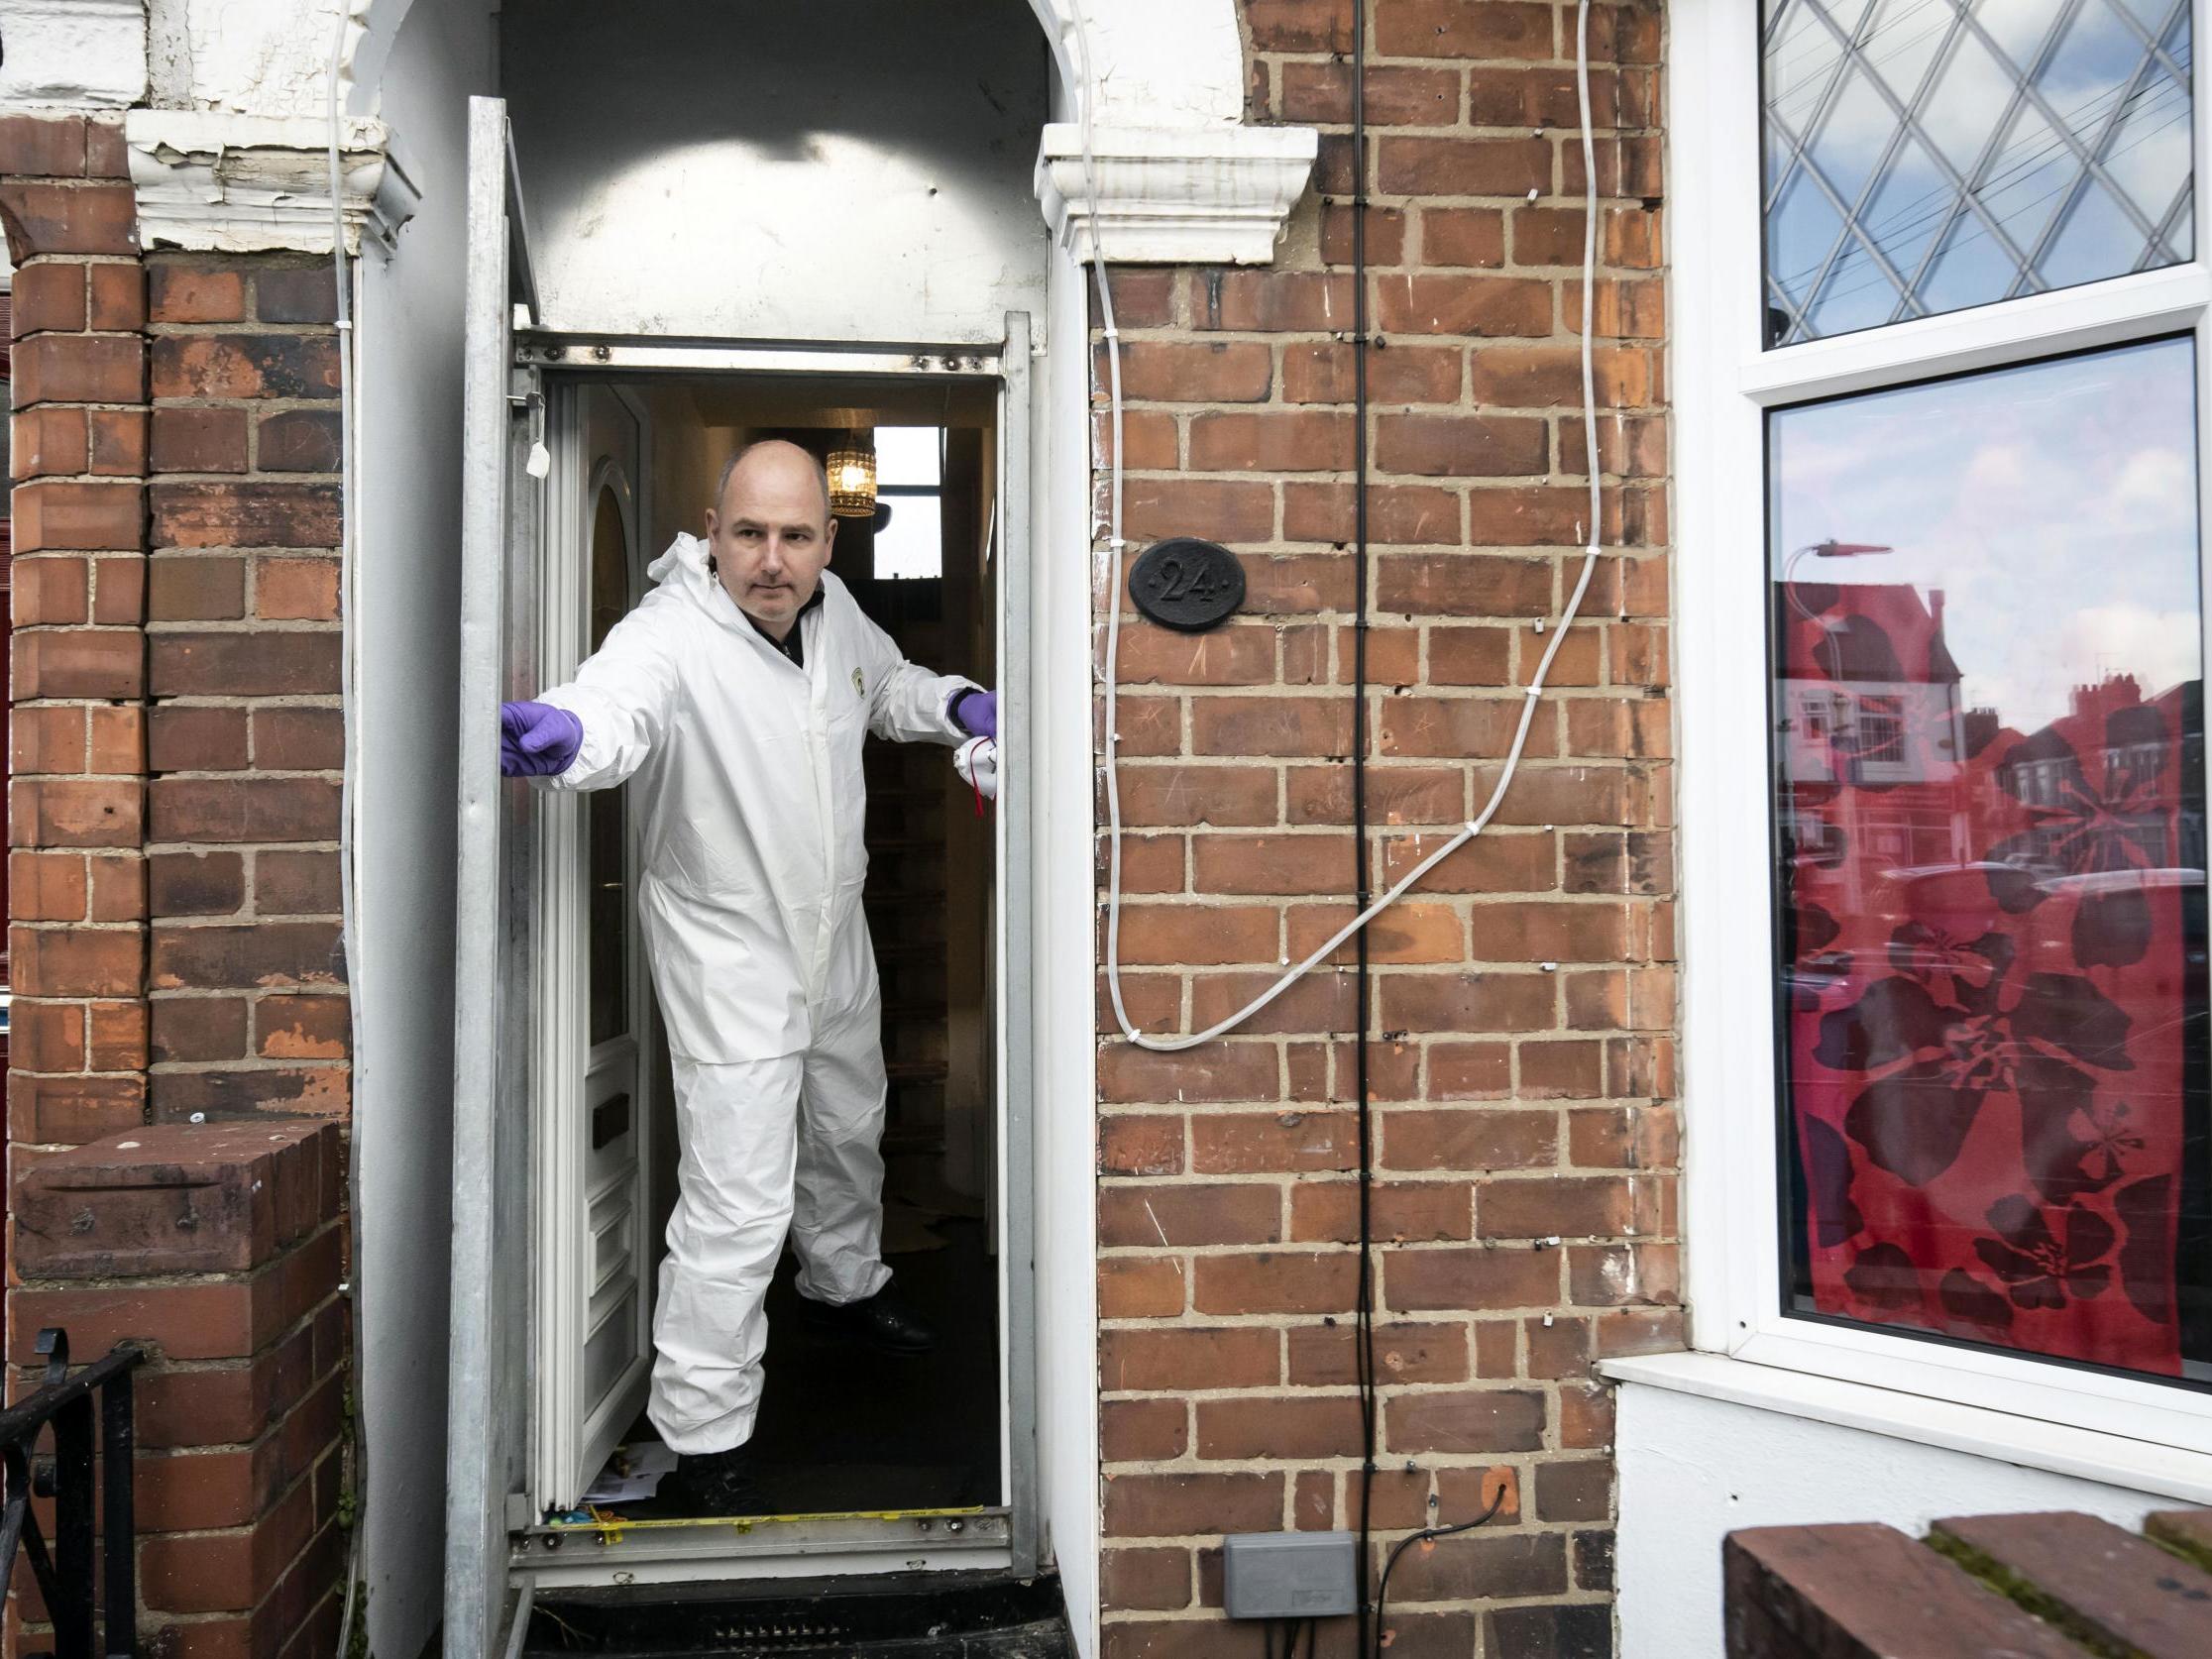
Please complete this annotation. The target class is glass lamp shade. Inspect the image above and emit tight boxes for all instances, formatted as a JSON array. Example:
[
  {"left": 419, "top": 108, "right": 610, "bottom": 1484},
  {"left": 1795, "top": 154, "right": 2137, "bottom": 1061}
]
[{"left": 827, "top": 443, "right": 878, "bottom": 518}]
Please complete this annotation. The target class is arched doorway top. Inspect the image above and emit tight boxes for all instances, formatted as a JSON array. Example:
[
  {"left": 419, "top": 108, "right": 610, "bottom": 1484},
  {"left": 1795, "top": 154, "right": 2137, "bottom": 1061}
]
[{"left": 98, "top": 0, "right": 1313, "bottom": 266}]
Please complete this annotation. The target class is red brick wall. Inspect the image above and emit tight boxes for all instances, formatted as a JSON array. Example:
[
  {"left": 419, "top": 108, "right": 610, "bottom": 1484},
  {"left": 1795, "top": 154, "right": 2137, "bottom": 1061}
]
[
  {"left": 144, "top": 253, "right": 351, "bottom": 1115},
  {"left": 4, "top": 114, "right": 151, "bottom": 1159},
  {"left": 2, "top": 116, "right": 351, "bottom": 1659},
  {"left": 1093, "top": 5, "right": 1676, "bottom": 1654},
  {"left": 11, "top": 1121, "right": 348, "bottom": 1657}
]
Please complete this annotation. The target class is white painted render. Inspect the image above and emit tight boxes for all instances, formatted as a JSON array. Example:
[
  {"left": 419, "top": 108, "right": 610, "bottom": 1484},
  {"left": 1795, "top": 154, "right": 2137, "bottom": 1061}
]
[
  {"left": 144, "top": 0, "right": 356, "bottom": 116},
  {"left": 35, "top": 0, "right": 1305, "bottom": 272},
  {"left": 0, "top": 0, "right": 148, "bottom": 109},
  {"left": 352, "top": 5, "right": 499, "bottom": 1657},
  {"left": 124, "top": 111, "right": 416, "bottom": 255},
  {"left": 1614, "top": 1377, "right": 2177, "bottom": 1659},
  {"left": 1036, "top": 124, "right": 1320, "bottom": 267}
]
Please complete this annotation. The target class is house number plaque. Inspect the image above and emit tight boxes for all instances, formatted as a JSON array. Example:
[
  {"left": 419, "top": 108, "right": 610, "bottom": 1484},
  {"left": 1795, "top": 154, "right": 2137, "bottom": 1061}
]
[{"left": 1129, "top": 537, "right": 1246, "bottom": 632}]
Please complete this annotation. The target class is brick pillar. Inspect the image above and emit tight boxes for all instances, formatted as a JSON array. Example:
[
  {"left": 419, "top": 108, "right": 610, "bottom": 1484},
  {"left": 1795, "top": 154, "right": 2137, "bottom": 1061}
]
[
  {"left": 2, "top": 121, "right": 353, "bottom": 1659},
  {"left": 11, "top": 1120, "right": 348, "bottom": 1657},
  {"left": 1094, "top": 3, "right": 1675, "bottom": 1654},
  {"left": 1, "top": 114, "right": 152, "bottom": 1155},
  {"left": 145, "top": 255, "right": 350, "bottom": 1117}
]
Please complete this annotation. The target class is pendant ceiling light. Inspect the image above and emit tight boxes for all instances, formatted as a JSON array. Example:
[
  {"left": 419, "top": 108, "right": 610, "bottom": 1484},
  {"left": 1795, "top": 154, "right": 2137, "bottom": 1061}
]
[{"left": 826, "top": 432, "right": 878, "bottom": 519}]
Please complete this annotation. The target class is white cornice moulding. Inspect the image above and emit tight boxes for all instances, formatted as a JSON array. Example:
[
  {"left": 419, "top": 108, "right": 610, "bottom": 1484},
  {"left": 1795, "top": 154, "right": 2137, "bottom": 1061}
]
[
  {"left": 125, "top": 112, "right": 420, "bottom": 258},
  {"left": 0, "top": 0, "right": 148, "bottom": 109},
  {"left": 1035, "top": 124, "right": 1319, "bottom": 266}
]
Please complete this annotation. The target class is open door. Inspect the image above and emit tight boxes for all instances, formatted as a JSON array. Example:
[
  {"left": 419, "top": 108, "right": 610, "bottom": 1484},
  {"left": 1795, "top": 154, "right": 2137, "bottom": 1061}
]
[
  {"left": 448, "top": 95, "right": 542, "bottom": 1656},
  {"left": 533, "top": 385, "right": 655, "bottom": 1506}
]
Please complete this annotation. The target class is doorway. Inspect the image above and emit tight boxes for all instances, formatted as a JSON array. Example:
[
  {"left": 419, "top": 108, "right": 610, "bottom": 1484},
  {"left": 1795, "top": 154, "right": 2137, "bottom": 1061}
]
[{"left": 513, "top": 337, "right": 1035, "bottom": 1589}]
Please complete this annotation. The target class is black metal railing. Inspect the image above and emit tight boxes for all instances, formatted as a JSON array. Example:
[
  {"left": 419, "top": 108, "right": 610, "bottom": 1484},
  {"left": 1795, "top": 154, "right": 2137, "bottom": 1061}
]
[{"left": 0, "top": 1329, "right": 146, "bottom": 1659}]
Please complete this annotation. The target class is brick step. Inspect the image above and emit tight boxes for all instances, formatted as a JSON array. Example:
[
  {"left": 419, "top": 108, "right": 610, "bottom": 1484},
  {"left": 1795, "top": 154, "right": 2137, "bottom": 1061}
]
[{"left": 1725, "top": 1509, "right": 2212, "bottom": 1659}]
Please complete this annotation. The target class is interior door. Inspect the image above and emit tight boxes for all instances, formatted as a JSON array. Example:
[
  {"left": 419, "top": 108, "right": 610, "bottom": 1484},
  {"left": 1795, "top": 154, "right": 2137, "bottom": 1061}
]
[
  {"left": 448, "top": 95, "right": 542, "bottom": 1656},
  {"left": 533, "top": 385, "right": 655, "bottom": 1505}
]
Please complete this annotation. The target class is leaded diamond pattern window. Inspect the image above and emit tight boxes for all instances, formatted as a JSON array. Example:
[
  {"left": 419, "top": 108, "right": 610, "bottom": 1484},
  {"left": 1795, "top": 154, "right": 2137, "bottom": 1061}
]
[{"left": 1763, "top": 0, "right": 2195, "bottom": 345}]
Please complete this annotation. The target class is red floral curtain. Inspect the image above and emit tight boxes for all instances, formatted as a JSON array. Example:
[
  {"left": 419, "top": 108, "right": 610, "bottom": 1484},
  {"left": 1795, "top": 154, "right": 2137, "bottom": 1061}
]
[{"left": 1778, "top": 579, "right": 2201, "bottom": 1378}]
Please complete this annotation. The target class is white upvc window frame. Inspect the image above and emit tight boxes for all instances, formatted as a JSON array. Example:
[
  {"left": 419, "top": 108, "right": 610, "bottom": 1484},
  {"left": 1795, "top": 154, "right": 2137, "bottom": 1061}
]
[{"left": 1672, "top": 0, "right": 2212, "bottom": 1466}]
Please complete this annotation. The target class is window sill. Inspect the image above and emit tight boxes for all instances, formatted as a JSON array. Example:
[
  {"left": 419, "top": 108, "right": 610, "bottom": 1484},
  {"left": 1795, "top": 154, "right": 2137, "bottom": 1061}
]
[{"left": 1600, "top": 1351, "right": 2212, "bottom": 1504}]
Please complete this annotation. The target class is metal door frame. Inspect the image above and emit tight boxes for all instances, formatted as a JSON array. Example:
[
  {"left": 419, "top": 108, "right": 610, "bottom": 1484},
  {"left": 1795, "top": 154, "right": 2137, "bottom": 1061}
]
[
  {"left": 503, "top": 318, "right": 1041, "bottom": 1588},
  {"left": 449, "top": 95, "right": 545, "bottom": 1659}
]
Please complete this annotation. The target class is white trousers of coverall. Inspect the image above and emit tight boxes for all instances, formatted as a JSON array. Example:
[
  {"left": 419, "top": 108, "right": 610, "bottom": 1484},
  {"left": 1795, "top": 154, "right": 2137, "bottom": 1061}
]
[{"left": 646, "top": 986, "right": 893, "bottom": 1455}]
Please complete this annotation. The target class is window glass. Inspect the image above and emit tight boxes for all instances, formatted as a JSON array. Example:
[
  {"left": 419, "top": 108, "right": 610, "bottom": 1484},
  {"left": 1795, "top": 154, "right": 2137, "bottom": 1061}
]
[
  {"left": 874, "top": 424, "right": 942, "bottom": 487},
  {"left": 588, "top": 483, "right": 631, "bottom": 1048},
  {"left": 1762, "top": 0, "right": 2194, "bottom": 347},
  {"left": 874, "top": 426, "right": 944, "bottom": 580},
  {"left": 1768, "top": 337, "right": 2210, "bottom": 1382}
]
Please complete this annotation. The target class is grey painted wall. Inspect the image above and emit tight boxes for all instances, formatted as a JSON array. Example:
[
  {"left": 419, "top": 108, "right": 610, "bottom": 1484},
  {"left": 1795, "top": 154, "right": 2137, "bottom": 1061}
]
[{"left": 355, "top": 1, "right": 498, "bottom": 1652}]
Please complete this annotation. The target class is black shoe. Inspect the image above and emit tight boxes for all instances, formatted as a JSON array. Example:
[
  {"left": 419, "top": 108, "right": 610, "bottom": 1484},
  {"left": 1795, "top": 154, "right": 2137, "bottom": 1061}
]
[
  {"left": 798, "top": 1284, "right": 939, "bottom": 1355},
  {"left": 661, "top": 1445, "right": 771, "bottom": 1518}
]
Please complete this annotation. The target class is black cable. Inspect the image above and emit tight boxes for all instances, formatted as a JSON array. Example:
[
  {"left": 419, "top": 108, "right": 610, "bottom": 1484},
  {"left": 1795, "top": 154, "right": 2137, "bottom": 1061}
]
[
  {"left": 1374, "top": 1484, "right": 1509, "bottom": 1650},
  {"left": 1348, "top": 2, "right": 1379, "bottom": 1656}
]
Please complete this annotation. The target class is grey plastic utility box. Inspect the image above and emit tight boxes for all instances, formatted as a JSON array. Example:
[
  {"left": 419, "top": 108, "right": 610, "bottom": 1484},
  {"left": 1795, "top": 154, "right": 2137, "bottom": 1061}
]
[{"left": 1222, "top": 1530, "right": 1359, "bottom": 1619}]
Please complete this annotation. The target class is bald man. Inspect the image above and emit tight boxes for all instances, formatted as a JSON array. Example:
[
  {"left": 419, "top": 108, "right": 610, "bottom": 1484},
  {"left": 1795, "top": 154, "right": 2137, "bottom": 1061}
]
[{"left": 498, "top": 441, "right": 999, "bottom": 1515}]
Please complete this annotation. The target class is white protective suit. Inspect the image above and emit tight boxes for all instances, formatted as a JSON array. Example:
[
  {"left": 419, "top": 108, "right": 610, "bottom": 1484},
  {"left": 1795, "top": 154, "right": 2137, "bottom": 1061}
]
[{"left": 536, "top": 531, "right": 977, "bottom": 1454}]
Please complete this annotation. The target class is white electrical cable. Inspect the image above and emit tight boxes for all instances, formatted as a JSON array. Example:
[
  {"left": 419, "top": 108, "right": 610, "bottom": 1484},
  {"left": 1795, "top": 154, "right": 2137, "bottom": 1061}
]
[
  {"left": 326, "top": 9, "right": 369, "bottom": 1658},
  {"left": 1086, "top": 0, "right": 1606, "bottom": 1051}
]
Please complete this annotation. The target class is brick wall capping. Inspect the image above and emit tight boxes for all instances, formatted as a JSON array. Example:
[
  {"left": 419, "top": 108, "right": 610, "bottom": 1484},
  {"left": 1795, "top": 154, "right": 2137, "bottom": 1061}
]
[
  {"left": 126, "top": 111, "right": 418, "bottom": 256},
  {"left": 1035, "top": 123, "right": 1318, "bottom": 265},
  {"left": 13, "top": 1119, "right": 336, "bottom": 1278}
]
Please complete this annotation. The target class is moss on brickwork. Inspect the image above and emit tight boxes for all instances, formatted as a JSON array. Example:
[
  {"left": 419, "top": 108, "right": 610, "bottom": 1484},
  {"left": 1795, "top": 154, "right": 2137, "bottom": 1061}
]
[{"left": 1924, "top": 1530, "right": 2134, "bottom": 1659}]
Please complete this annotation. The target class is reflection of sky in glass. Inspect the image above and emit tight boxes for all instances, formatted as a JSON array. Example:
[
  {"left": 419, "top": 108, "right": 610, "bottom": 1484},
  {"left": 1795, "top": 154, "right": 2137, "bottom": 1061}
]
[
  {"left": 1762, "top": 0, "right": 2194, "bottom": 345},
  {"left": 1768, "top": 337, "right": 2203, "bottom": 730}
]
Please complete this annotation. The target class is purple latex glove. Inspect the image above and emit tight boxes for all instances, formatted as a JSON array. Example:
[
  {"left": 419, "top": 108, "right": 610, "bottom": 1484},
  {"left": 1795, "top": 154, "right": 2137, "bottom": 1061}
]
[
  {"left": 500, "top": 700, "right": 584, "bottom": 777},
  {"left": 951, "top": 688, "right": 998, "bottom": 742}
]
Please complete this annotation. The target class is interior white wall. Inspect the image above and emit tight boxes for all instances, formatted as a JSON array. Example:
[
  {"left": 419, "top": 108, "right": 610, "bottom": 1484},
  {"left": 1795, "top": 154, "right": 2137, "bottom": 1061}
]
[
  {"left": 1615, "top": 1383, "right": 2175, "bottom": 1659},
  {"left": 497, "top": 0, "right": 1050, "bottom": 346},
  {"left": 353, "top": 2, "right": 498, "bottom": 1654}
]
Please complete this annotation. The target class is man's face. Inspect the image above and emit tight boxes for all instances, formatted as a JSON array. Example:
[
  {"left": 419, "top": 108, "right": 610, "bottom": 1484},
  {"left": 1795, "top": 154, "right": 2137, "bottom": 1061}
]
[{"left": 706, "top": 445, "right": 836, "bottom": 638}]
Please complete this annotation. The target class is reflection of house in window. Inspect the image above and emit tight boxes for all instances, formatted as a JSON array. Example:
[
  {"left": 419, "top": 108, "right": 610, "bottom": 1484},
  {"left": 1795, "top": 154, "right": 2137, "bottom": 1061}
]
[
  {"left": 1848, "top": 701, "right": 1904, "bottom": 768},
  {"left": 1776, "top": 585, "right": 1966, "bottom": 792},
  {"left": 1993, "top": 674, "right": 2189, "bottom": 877},
  {"left": 1777, "top": 582, "right": 1973, "bottom": 898}
]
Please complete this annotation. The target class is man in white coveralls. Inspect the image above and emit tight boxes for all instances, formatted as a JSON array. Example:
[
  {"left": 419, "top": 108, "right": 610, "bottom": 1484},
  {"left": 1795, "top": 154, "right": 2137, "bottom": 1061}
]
[{"left": 498, "top": 440, "right": 999, "bottom": 1516}]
